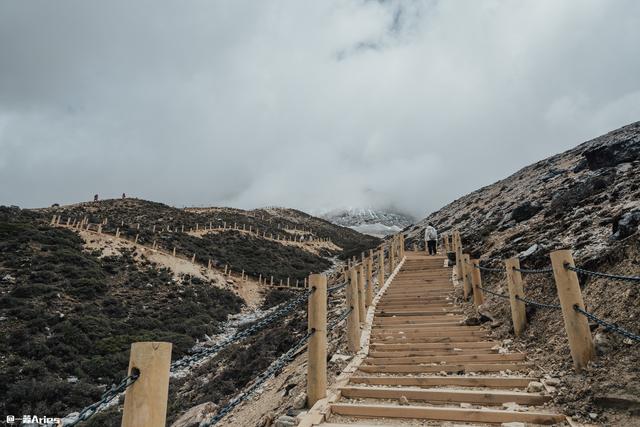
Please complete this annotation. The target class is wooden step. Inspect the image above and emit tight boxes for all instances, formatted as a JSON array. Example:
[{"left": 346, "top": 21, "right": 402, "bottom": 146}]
[
  {"left": 349, "top": 375, "right": 535, "bottom": 389},
  {"left": 338, "top": 385, "right": 550, "bottom": 405},
  {"left": 358, "top": 362, "right": 533, "bottom": 374},
  {"left": 370, "top": 341, "right": 499, "bottom": 350},
  {"left": 364, "top": 353, "right": 526, "bottom": 365},
  {"left": 369, "top": 348, "right": 497, "bottom": 358},
  {"left": 330, "top": 403, "right": 564, "bottom": 424}
]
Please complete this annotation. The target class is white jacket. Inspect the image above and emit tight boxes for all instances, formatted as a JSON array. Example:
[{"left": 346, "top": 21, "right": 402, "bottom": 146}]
[{"left": 425, "top": 226, "right": 437, "bottom": 241}]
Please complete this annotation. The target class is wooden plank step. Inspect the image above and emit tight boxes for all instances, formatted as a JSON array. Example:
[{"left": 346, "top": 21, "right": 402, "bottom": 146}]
[
  {"left": 375, "top": 336, "right": 492, "bottom": 343},
  {"left": 371, "top": 330, "right": 487, "bottom": 339},
  {"left": 338, "top": 386, "right": 550, "bottom": 405},
  {"left": 330, "top": 403, "right": 564, "bottom": 424},
  {"left": 364, "top": 353, "right": 526, "bottom": 365},
  {"left": 370, "top": 342, "right": 499, "bottom": 350},
  {"left": 375, "top": 315, "right": 464, "bottom": 323},
  {"left": 349, "top": 375, "right": 535, "bottom": 389},
  {"left": 372, "top": 326, "right": 481, "bottom": 333},
  {"left": 358, "top": 362, "right": 533, "bottom": 374},
  {"left": 369, "top": 349, "right": 497, "bottom": 358},
  {"left": 373, "top": 321, "right": 464, "bottom": 329}
]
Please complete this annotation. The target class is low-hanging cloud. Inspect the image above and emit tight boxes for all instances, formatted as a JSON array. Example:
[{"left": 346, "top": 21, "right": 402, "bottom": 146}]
[{"left": 1, "top": 0, "right": 639, "bottom": 218}]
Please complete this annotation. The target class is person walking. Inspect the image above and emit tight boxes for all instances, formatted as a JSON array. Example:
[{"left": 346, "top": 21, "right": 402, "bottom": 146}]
[{"left": 425, "top": 223, "right": 438, "bottom": 256}]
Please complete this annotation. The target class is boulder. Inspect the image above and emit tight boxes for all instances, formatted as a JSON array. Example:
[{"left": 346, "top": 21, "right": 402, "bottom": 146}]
[
  {"left": 510, "top": 202, "right": 542, "bottom": 223},
  {"left": 612, "top": 210, "right": 640, "bottom": 240},
  {"left": 274, "top": 415, "right": 297, "bottom": 427},
  {"left": 170, "top": 402, "right": 217, "bottom": 427},
  {"left": 548, "top": 170, "right": 616, "bottom": 214},
  {"left": 526, "top": 381, "right": 544, "bottom": 393},
  {"left": 583, "top": 137, "right": 640, "bottom": 170}
]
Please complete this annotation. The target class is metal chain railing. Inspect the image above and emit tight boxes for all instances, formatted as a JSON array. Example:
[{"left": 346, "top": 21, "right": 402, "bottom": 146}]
[
  {"left": 471, "top": 263, "right": 503, "bottom": 273},
  {"left": 200, "top": 330, "right": 315, "bottom": 426},
  {"left": 327, "top": 281, "right": 347, "bottom": 294},
  {"left": 481, "top": 287, "right": 511, "bottom": 300},
  {"left": 62, "top": 371, "right": 140, "bottom": 426},
  {"left": 566, "top": 264, "right": 640, "bottom": 283},
  {"left": 328, "top": 307, "right": 353, "bottom": 330},
  {"left": 171, "top": 289, "right": 313, "bottom": 371},
  {"left": 515, "top": 295, "right": 561, "bottom": 310},
  {"left": 573, "top": 305, "right": 640, "bottom": 342},
  {"left": 513, "top": 266, "right": 553, "bottom": 275}
]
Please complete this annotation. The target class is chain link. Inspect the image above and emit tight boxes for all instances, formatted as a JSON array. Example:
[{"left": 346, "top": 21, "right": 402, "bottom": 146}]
[
  {"left": 513, "top": 266, "right": 553, "bottom": 275},
  {"left": 566, "top": 265, "right": 640, "bottom": 283},
  {"left": 171, "top": 289, "right": 313, "bottom": 371},
  {"left": 472, "top": 264, "right": 504, "bottom": 273},
  {"left": 481, "top": 287, "right": 511, "bottom": 300},
  {"left": 200, "top": 330, "right": 315, "bottom": 426},
  {"left": 327, "top": 281, "right": 347, "bottom": 294},
  {"left": 62, "top": 372, "right": 139, "bottom": 426},
  {"left": 573, "top": 305, "right": 640, "bottom": 342},
  {"left": 515, "top": 295, "right": 561, "bottom": 310},
  {"left": 328, "top": 307, "right": 353, "bottom": 330}
]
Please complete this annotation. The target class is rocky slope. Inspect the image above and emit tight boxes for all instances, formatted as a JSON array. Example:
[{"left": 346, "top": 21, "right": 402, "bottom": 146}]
[
  {"left": 405, "top": 121, "right": 640, "bottom": 424},
  {"left": 320, "top": 207, "right": 415, "bottom": 238}
]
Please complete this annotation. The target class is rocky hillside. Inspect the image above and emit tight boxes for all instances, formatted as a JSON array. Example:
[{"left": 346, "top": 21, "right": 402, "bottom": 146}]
[
  {"left": 321, "top": 207, "right": 415, "bottom": 238},
  {"left": 405, "top": 121, "right": 640, "bottom": 423}
]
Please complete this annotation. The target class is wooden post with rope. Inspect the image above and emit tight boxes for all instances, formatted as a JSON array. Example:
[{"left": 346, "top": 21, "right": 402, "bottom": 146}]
[
  {"left": 366, "top": 253, "right": 374, "bottom": 305},
  {"left": 378, "top": 248, "right": 385, "bottom": 288},
  {"left": 307, "top": 274, "right": 327, "bottom": 407},
  {"left": 550, "top": 250, "right": 595, "bottom": 371},
  {"left": 462, "top": 253, "right": 472, "bottom": 299},
  {"left": 121, "top": 342, "right": 172, "bottom": 427},
  {"left": 505, "top": 257, "right": 527, "bottom": 337}
]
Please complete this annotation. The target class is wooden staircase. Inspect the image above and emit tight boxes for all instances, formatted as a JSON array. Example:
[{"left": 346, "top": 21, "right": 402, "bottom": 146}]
[{"left": 317, "top": 253, "right": 565, "bottom": 426}]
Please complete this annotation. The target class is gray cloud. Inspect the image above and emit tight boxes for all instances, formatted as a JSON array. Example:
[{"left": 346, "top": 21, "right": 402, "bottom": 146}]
[{"left": 1, "top": 0, "right": 639, "bottom": 218}]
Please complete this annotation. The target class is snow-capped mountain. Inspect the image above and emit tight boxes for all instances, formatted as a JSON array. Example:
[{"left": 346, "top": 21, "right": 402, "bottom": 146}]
[{"left": 320, "top": 208, "right": 415, "bottom": 237}]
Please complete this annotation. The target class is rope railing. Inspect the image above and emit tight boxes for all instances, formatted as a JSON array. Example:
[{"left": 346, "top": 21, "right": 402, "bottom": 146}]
[
  {"left": 515, "top": 295, "right": 561, "bottom": 310},
  {"left": 513, "top": 266, "right": 553, "bottom": 274}
]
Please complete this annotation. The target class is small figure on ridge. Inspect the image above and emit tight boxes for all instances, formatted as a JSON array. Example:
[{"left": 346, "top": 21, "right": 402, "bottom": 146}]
[{"left": 425, "top": 223, "right": 438, "bottom": 256}]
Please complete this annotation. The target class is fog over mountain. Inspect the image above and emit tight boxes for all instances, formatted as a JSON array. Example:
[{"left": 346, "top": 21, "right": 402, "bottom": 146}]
[{"left": 1, "top": 1, "right": 640, "bottom": 217}]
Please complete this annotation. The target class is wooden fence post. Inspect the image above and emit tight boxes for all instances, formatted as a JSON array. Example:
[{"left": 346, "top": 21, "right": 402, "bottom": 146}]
[
  {"left": 454, "top": 231, "right": 463, "bottom": 283},
  {"left": 462, "top": 254, "right": 472, "bottom": 299},
  {"left": 471, "top": 259, "right": 484, "bottom": 306},
  {"left": 378, "top": 248, "right": 385, "bottom": 288},
  {"left": 121, "top": 342, "right": 172, "bottom": 427},
  {"left": 366, "top": 255, "right": 374, "bottom": 305},
  {"left": 550, "top": 250, "right": 595, "bottom": 371},
  {"left": 505, "top": 257, "right": 527, "bottom": 337},
  {"left": 390, "top": 240, "right": 396, "bottom": 271},
  {"left": 346, "top": 268, "right": 361, "bottom": 352},
  {"left": 357, "top": 264, "right": 366, "bottom": 318},
  {"left": 307, "top": 274, "right": 327, "bottom": 407}
]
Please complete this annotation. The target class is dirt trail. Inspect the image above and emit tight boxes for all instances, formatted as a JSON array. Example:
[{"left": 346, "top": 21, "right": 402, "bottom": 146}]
[{"left": 77, "top": 228, "right": 263, "bottom": 307}]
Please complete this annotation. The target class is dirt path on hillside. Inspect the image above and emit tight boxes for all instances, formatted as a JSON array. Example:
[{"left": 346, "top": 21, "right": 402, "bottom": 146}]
[{"left": 78, "top": 229, "right": 263, "bottom": 307}]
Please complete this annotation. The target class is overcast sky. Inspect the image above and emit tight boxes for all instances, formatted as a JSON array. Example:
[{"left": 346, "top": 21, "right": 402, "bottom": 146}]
[{"left": 1, "top": 1, "right": 639, "bottom": 218}]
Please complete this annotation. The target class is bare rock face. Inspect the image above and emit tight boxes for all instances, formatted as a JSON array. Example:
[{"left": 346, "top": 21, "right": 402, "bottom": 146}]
[
  {"left": 583, "top": 137, "right": 640, "bottom": 170},
  {"left": 612, "top": 210, "right": 640, "bottom": 240},
  {"left": 548, "top": 169, "right": 616, "bottom": 215},
  {"left": 510, "top": 202, "right": 542, "bottom": 223},
  {"left": 170, "top": 402, "right": 217, "bottom": 427}
]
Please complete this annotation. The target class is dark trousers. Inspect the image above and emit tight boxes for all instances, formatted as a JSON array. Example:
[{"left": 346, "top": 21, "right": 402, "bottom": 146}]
[{"left": 427, "top": 240, "right": 437, "bottom": 255}]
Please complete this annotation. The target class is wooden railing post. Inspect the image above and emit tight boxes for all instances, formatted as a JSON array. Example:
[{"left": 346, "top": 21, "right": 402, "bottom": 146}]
[
  {"left": 358, "top": 264, "right": 366, "bottom": 317},
  {"left": 366, "top": 255, "right": 374, "bottom": 306},
  {"left": 454, "top": 231, "right": 463, "bottom": 283},
  {"left": 307, "top": 274, "right": 327, "bottom": 407},
  {"left": 471, "top": 259, "right": 484, "bottom": 306},
  {"left": 390, "top": 240, "right": 396, "bottom": 271},
  {"left": 378, "top": 248, "right": 385, "bottom": 287},
  {"left": 121, "top": 342, "right": 172, "bottom": 427},
  {"left": 346, "top": 268, "right": 361, "bottom": 352},
  {"left": 505, "top": 257, "right": 526, "bottom": 337},
  {"left": 550, "top": 250, "right": 595, "bottom": 371},
  {"left": 462, "top": 254, "right": 472, "bottom": 299}
]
